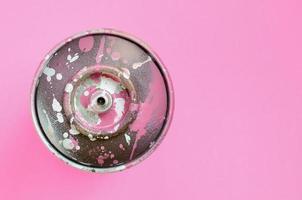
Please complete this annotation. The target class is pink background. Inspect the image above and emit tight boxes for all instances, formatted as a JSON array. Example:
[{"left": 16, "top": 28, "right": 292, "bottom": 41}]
[{"left": 1, "top": 0, "right": 302, "bottom": 199}]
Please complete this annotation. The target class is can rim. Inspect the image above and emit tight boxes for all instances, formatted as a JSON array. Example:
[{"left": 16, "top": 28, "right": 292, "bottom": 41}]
[{"left": 30, "top": 28, "right": 175, "bottom": 173}]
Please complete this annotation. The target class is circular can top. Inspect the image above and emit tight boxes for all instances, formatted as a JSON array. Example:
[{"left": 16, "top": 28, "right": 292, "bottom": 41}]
[{"left": 31, "top": 29, "right": 174, "bottom": 173}]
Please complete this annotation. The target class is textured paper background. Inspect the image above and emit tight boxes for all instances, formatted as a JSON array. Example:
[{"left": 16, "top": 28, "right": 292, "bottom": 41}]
[{"left": 1, "top": 0, "right": 302, "bottom": 199}]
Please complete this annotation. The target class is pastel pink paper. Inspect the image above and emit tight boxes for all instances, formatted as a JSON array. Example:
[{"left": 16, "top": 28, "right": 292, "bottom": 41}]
[{"left": 1, "top": 0, "right": 302, "bottom": 199}]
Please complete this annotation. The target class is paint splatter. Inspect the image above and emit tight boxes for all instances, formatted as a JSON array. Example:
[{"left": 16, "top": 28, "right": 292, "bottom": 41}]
[
  {"left": 56, "top": 112, "right": 64, "bottom": 123},
  {"left": 65, "top": 83, "right": 73, "bottom": 93},
  {"left": 63, "top": 132, "right": 69, "bottom": 138},
  {"left": 79, "top": 36, "right": 94, "bottom": 52},
  {"left": 97, "top": 156, "right": 105, "bottom": 166},
  {"left": 56, "top": 73, "right": 63, "bottom": 80},
  {"left": 84, "top": 91, "right": 89, "bottom": 96},
  {"left": 119, "top": 144, "right": 125, "bottom": 151},
  {"left": 69, "top": 126, "right": 80, "bottom": 135},
  {"left": 43, "top": 67, "right": 56, "bottom": 82},
  {"left": 98, "top": 77, "right": 123, "bottom": 94},
  {"left": 52, "top": 98, "right": 62, "bottom": 112},
  {"left": 124, "top": 133, "right": 131, "bottom": 145},
  {"left": 96, "top": 37, "right": 105, "bottom": 63},
  {"left": 132, "top": 56, "right": 151, "bottom": 69},
  {"left": 114, "top": 98, "right": 125, "bottom": 123},
  {"left": 67, "top": 53, "right": 79, "bottom": 63},
  {"left": 62, "top": 139, "right": 74, "bottom": 150}
]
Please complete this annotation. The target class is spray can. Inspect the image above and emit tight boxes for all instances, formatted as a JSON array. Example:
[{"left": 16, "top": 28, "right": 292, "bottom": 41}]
[{"left": 31, "top": 29, "right": 174, "bottom": 172}]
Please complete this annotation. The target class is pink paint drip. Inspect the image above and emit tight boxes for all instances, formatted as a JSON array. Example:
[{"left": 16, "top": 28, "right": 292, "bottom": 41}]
[
  {"left": 96, "top": 36, "right": 105, "bottom": 63},
  {"left": 119, "top": 143, "right": 125, "bottom": 151},
  {"left": 79, "top": 36, "right": 94, "bottom": 52},
  {"left": 129, "top": 63, "right": 168, "bottom": 159}
]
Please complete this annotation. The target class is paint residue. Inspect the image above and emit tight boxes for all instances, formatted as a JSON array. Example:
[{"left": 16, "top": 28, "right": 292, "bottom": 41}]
[
  {"left": 79, "top": 36, "right": 94, "bottom": 52},
  {"left": 124, "top": 133, "right": 131, "bottom": 145},
  {"left": 43, "top": 67, "right": 56, "bottom": 82},
  {"left": 132, "top": 56, "right": 151, "bottom": 69},
  {"left": 129, "top": 63, "right": 167, "bottom": 159},
  {"left": 65, "top": 83, "right": 73, "bottom": 93},
  {"left": 96, "top": 36, "right": 105, "bottom": 63},
  {"left": 52, "top": 98, "right": 62, "bottom": 112},
  {"left": 67, "top": 53, "right": 79, "bottom": 63}
]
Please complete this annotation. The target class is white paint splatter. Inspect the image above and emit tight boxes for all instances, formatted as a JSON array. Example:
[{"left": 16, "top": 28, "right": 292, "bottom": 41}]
[
  {"left": 84, "top": 91, "right": 89, "bottom": 96},
  {"left": 70, "top": 116, "right": 74, "bottom": 124},
  {"left": 99, "top": 77, "right": 123, "bottom": 94},
  {"left": 65, "top": 83, "right": 73, "bottom": 93},
  {"left": 88, "top": 134, "right": 97, "bottom": 141},
  {"left": 56, "top": 112, "right": 64, "bottom": 123},
  {"left": 69, "top": 126, "right": 80, "bottom": 135},
  {"left": 62, "top": 139, "right": 74, "bottom": 150},
  {"left": 114, "top": 98, "right": 125, "bottom": 123},
  {"left": 56, "top": 73, "right": 63, "bottom": 80},
  {"left": 43, "top": 67, "right": 56, "bottom": 82},
  {"left": 63, "top": 132, "right": 69, "bottom": 138},
  {"left": 124, "top": 133, "right": 131, "bottom": 145},
  {"left": 67, "top": 53, "right": 79, "bottom": 63},
  {"left": 52, "top": 98, "right": 62, "bottom": 112},
  {"left": 132, "top": 56, "right": 151, "bottom": 69}
]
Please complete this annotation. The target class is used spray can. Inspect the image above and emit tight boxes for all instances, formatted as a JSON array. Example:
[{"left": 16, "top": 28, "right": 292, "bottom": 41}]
[{"left": 31, "top": 29, "right": 174, "bottom": 172}]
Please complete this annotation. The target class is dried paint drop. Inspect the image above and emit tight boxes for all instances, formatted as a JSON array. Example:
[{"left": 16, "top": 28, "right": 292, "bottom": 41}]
[
  {"left": 84, "top": 91, "right": 89, "bottom": 96},
  {"left": 43, "top": 67, "right": 56, "bottom": 82},
  {"left": 67, "top": 53, "right": 79, "bottom": 63},
  {"left": 63, "top": 132, "right": 68, "bottom": 138},
  {"left": 69, "top": 126, "right": 80, "bottom": 135},
  {"left": 62, "top": 139, "right": 74, "bottom": 150},
  {"left": 65, "top": 83, "right": 73, "bottom": 93},
  {"left": 56, "top": 112, "right": 64, "bottom": 123},
  {"left": 97, "top": 156, "right": 105, "bottom": 165},
  {"left": 124, "top": 133, "right": 131, "bottom": 145},
  {"left": 56, "top": 73, "right": 63, "bottom": 80},
  {"left": 79, "top": 36, "right": 94, "bottom": 52},
  {"left": 52, "top": 98, "right": 62, "bottom": 112}
]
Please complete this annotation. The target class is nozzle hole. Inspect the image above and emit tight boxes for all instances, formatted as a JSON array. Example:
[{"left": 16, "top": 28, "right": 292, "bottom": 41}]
[{"left": 97, "top": 97, "right": 106, "bottom": 105}]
